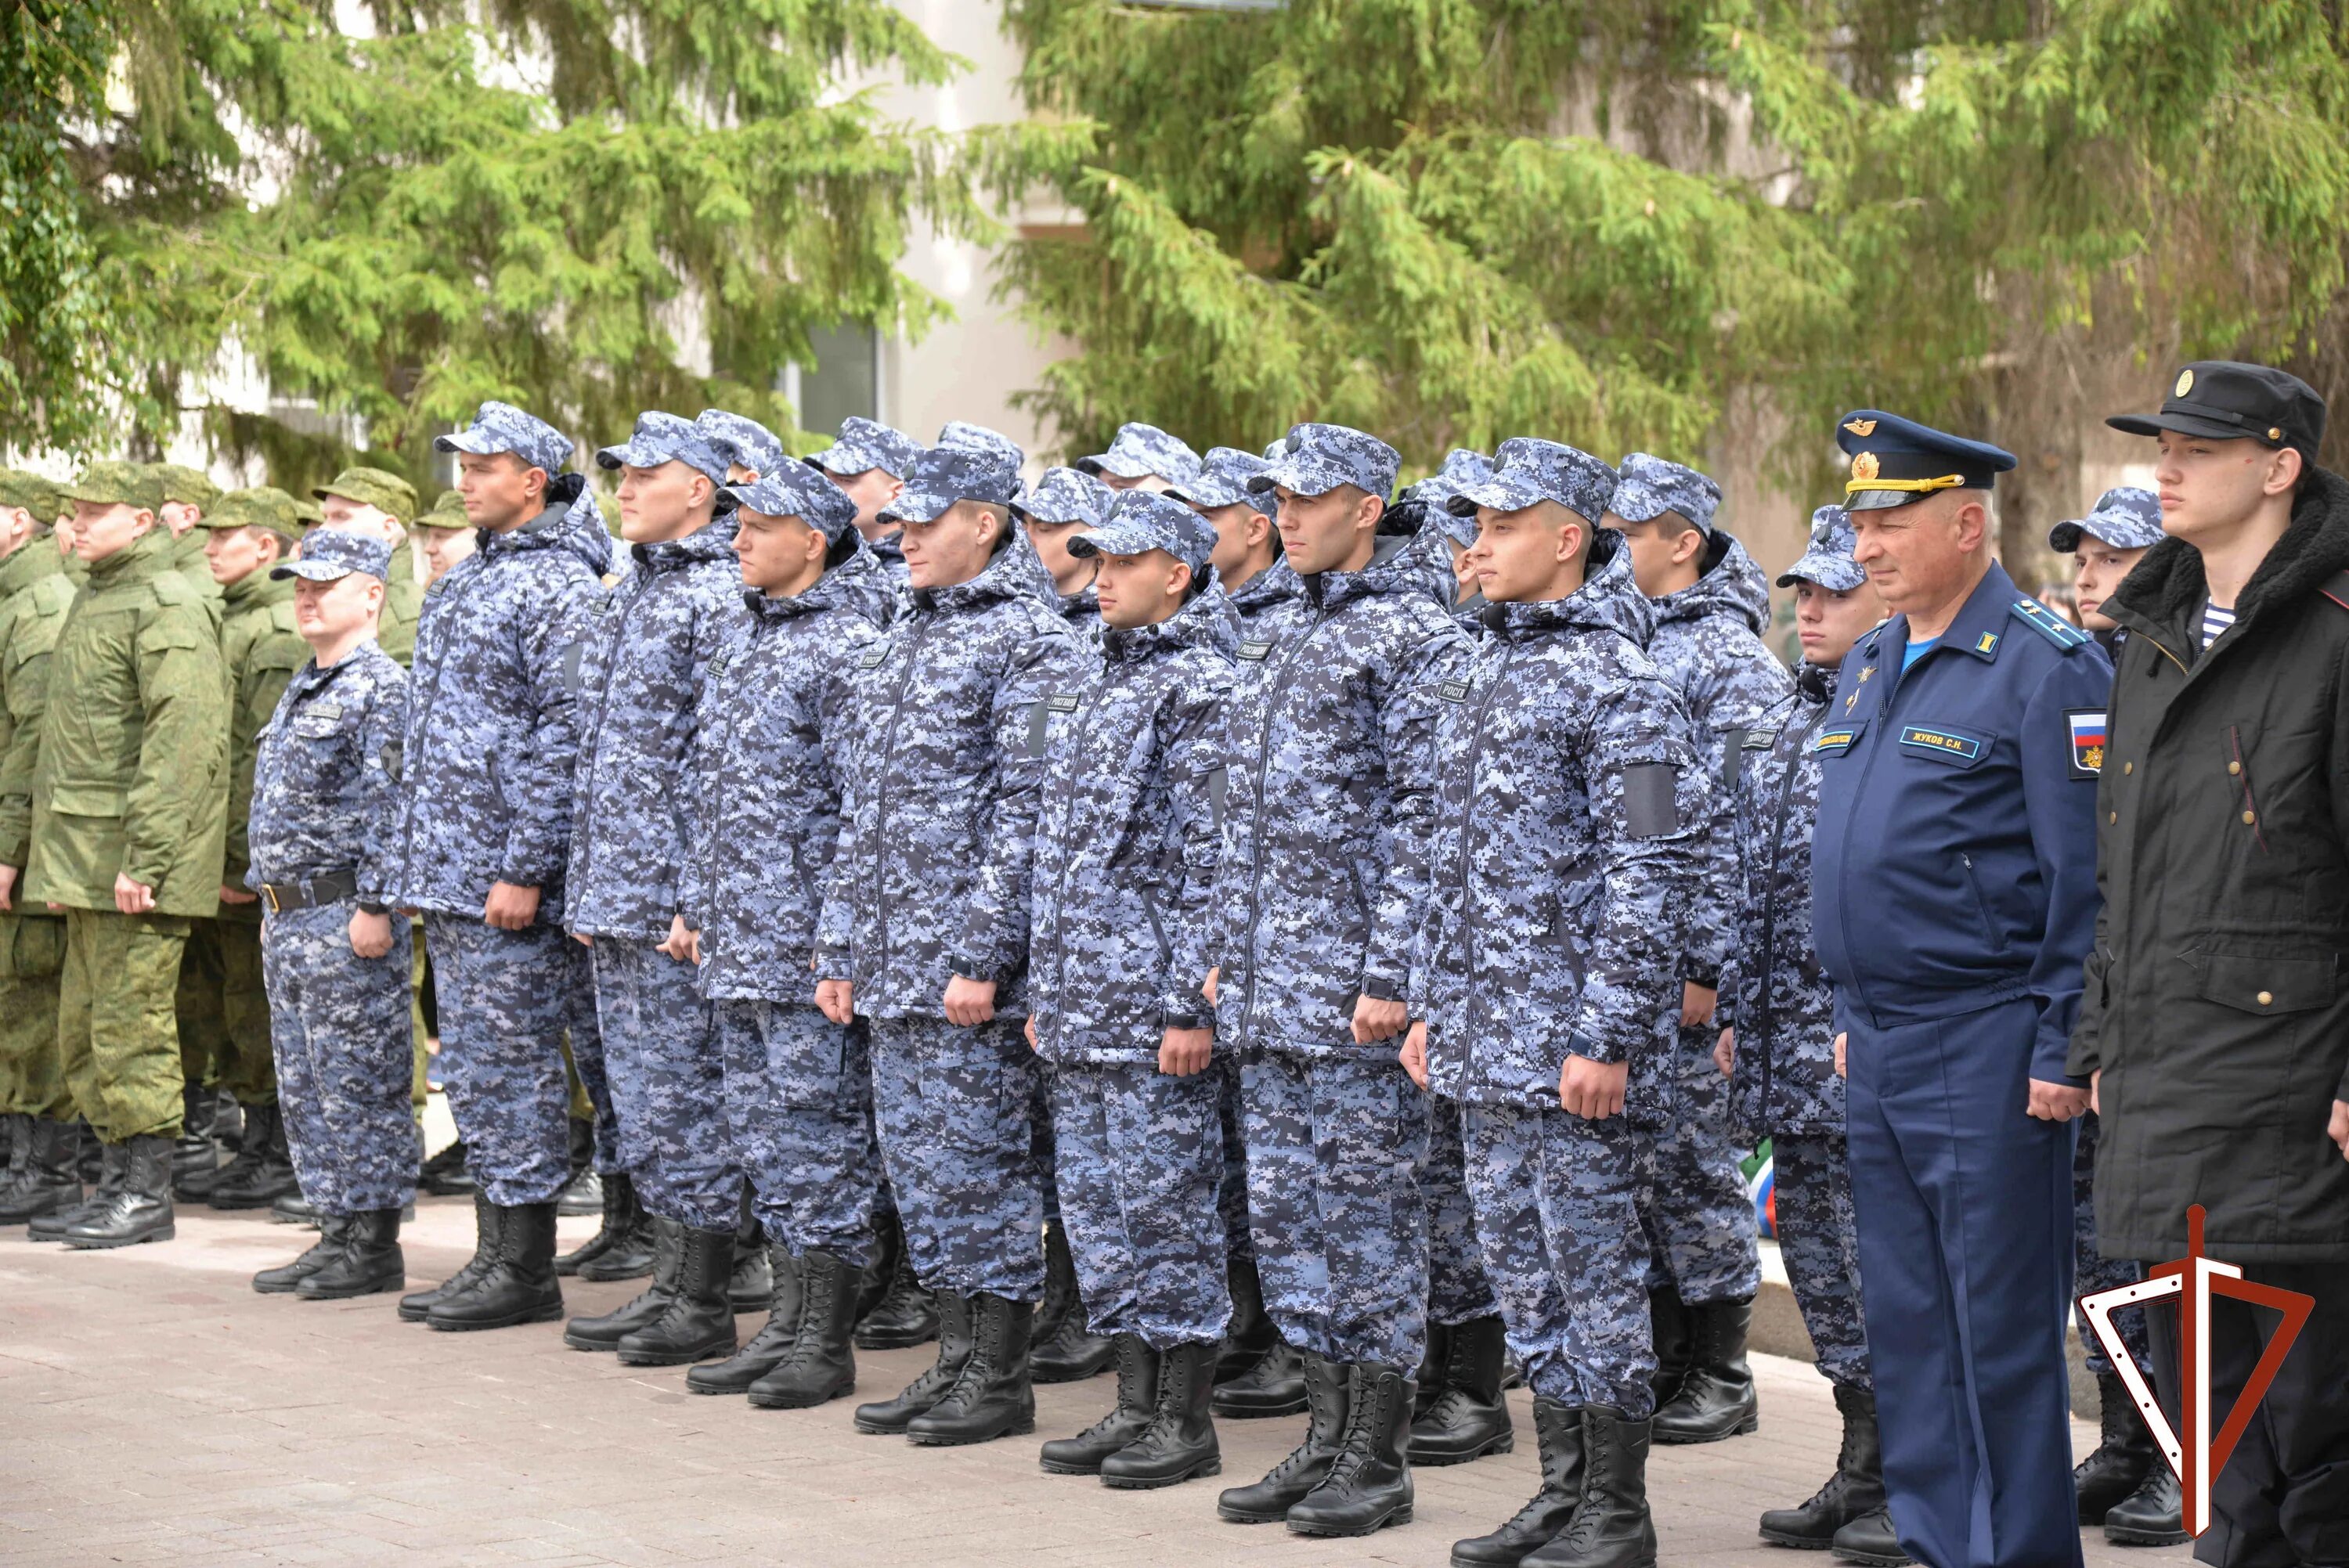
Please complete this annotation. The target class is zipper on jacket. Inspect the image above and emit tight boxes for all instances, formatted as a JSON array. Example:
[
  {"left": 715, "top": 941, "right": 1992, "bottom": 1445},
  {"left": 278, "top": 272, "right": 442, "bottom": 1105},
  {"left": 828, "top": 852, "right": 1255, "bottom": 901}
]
[
  {"left": 701, "top": 615, "right": 774, "bottom": 979},
  {"left": 1453, "top": 638, "right": 1520, "bottom": 1099},
  {"left": 869, "top": 612, "right": 938, "bottom": 989},
  {"left": 1045, "top": 670, "right": 1120, "bottom": 1057},
  {"left": 1233, "top": 608, "right": 1333, "bottom": 1050},
  {"left": 1750, "top": 699, "right": 1828, "bottom": 1123},
  {"left": 395, "top": 555, "right": 489, "bottom": 896},
  {"left": 568, "top": 576, "right": 662, "bottom": 911},
  {"left": 1958, "top": 851, "right": 1998, "bottom": 945}
]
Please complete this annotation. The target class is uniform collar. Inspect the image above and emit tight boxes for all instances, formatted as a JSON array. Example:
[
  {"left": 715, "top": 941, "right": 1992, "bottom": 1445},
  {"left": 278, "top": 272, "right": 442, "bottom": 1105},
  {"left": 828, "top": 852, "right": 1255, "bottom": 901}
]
[{"left": 1878, "top": 559, "right": 2018, "bottom": 668}]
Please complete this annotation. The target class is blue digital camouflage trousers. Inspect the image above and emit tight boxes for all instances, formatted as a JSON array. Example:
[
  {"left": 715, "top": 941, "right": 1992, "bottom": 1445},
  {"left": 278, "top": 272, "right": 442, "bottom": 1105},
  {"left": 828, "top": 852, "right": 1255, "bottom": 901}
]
[
  {"left": 1216, "top": 1055, "right": 1251, "bottom": 1263},
  {"left": 593, "top": 935, "right": 736, "bottom": 1232},
  {"left": 1638, "top": 1023, "right": 1762, "bottom": 1305},
  {"left": 263, "top": 904, "right": 420, "bottom": 1215},
  {"left": 2073, "top": 1110, "right": 2150, "bottom": 1378},
  {"left": 715, "top": 998, "right": 876, "bottom": 1267},
  {"left": 1050, "top": 1062, "right": 1232, "bottom": 1349},
  {"left": 1032, "top": 1069, "right": 1060, "bottom": 1227},
  {"left": 1427, "top": 1095, "right": 1502, "bottom": 1325},
  {"left": 1463, "top": 1101, "right": 1658, "bottom": 1418},
  {"left": 421, "top": 914, "right": 576, "bottom": 1206},
  {"left": 868, "top": 1016, "right": 1045, "bottom": 1299},
  {"left": 1769, "top": 1134, "right": 1871, "bottom": 1391},
  {"left": 563, "top": 935, "right": 620, "bottom": 1175},
  {"left": 1243, "top": 1053, "right": 1429, "bottom": 1369}
]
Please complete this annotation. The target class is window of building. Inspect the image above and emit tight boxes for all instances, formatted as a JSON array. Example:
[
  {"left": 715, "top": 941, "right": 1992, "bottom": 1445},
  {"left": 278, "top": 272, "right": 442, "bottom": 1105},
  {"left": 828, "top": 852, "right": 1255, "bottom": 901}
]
[{"left": 784, "top": 323, "right": 882, "bottom": 437}]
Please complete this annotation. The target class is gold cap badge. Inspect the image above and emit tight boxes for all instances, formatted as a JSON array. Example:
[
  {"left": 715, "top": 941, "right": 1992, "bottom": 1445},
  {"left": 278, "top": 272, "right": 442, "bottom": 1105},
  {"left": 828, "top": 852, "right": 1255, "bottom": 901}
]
[
  {"left": 2269, "top": 427, "right": 2282, "bottom": 441},
  {"left": 1850, "top": 451, "right": 1881, "bottom": 482},
  {"left": 1842, "top": 418, "right": 1878, "bottom": 438},
  {"left": 2175, "top": 368, "right": 2195, "bottom": 398}
]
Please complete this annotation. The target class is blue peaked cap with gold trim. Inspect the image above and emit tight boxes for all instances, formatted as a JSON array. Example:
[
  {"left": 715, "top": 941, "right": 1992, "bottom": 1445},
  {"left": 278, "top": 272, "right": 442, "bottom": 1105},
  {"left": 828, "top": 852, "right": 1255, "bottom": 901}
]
[{"left": 1834, "top": 411, "right": 2016, "bottom": 512}]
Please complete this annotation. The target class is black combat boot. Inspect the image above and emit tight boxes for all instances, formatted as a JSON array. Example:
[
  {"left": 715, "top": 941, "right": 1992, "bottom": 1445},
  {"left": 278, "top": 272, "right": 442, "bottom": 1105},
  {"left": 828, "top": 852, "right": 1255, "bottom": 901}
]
[
  {"left": 1412, "top": 1315, "right": 1514, "bottom": 1465},
  {"left": 1216, "top": 1351, "right": 1350, "bottom": 1523},
  {"left": 563, "top": 1217, "right": 683, "bottom": 1350},
  {"left": 853, "top": 1291, "right": 973, "bottom": 1434},
  {"left": 62, "top": 1134, "right": 177, "bottom": 1249},
  {"left": 2, "top": 1112, "right": 24, "bottom": 1181},
  {"left": 74, "top": 1120, "right": 102, "bottom": 1186},
  {"left": 1217, "top": 1254, "right": 1279, "bottom": 1382},
  {"left": 30, "top": 1136, "right": 113, "bottom": 1242},
  {"left": 1524, "top": 1407, "right": 1656, "bottom": 1568},
  {"left": 690, "top": 1244, "right": 802, "bottom": 1394},
  {"left": 1030, "top": 1220, "right": 1114, "bottom": 1383},
  {"left": 427, "top": 1202, "right": 564, "bottom": 1331},
  {"left": 416, "top": 1137, "right": 475, "bottom": 1197},
  {"left": 206, "top": 1102, "right": 299, "bottom": 1209},
  {"left": 906, "top": 1292, "right": 1037, "bottom": 1446},
  {"left": 1452, "top": 1396, "right": 1586, "bottom": 1567},
  {"left": 853, "top": 1211, "right": 937, "bottom": 1349},
  {"left": 0, "top": 1119, "right": 86, "bottom": 1225},
  {"left": 1040, "top": 1334, "right": 1158, "bottom": 1475},
  {"left": 1761, "top": 1383, "right": 1885, "bottom": 1548},
  {"left": 615, "top": 1225, "right": 738, "bottom": 1367},
  {"left": 270, "top": 1190, "right": 319, "bottom": 1226},
  {"left": 554, "top": 1119, "right": 601, "bottom": 1217},
  {"left": 254, "top": 1217, "right": 352, "bottom": 1294},
  {"left": 399, "top": 1191, "right": 499, "bottom": 1322},
  {"left": 171, "top": 1083, "right": 218, "bottom": 1183},
  {"left": 298, "top": 1209, "right": 406, "bottom": 1299},
  {"left": 747, "top": 1247, "right": 861, "bottom": 1408},
  {"left": 1647, "top": 1285, "right": 1691, "bottom": 1408},
  {"left": 2102, "top": 1464, "right": 2185, "bottom": 1547},
  {"left": 1286, "top": 1361, "right": 1416, "bottom": 1536},
  {"left": 2074, "top": 1372, "right": 2157, "bottom": 1523},
  {"left": 175, "top": 1100, "right": 240, "bottom": 1203},
  {"left": 725, "top": 1202, "right": 771, "bottom": 1314},
  {"left": 1651, "top": 1296, "right": 1758, "bottom": 1444},
  {"left": 1101, "top": 1339, "right": 1221, "bottom": 1490},
  {"left": 1416, "top": 1319, "right": 1455, "bottom": 1418},
  {"left": 1829, "top": 1505, "right": 1908, "bottom": 1565},
  {"left": 557, "top": 1168, "right": 654, "bottom": 1281}
]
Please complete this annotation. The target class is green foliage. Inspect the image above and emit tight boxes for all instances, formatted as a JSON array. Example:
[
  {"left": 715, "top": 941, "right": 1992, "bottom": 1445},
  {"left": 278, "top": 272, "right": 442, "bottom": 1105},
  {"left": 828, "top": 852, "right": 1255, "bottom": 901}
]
[
  {"left": 13, "top": 0, "right": 983, "bottom": 482},
  {"left": 999, "top": 0, "right": 2349, "bottom": 532}
]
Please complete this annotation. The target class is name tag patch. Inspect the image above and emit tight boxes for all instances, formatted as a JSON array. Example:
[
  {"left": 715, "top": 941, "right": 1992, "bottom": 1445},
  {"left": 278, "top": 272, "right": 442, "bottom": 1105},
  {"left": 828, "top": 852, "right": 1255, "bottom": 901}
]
[
  {"left": 2066, "top": 709, "right": 2106, "bottom": 777},
  {"left": 1437, "top": 679, "right": 1470, "bottom": 703},
  {"left": 1899, "top": 725, "right": 1984, "bottom": 764},
  {"left": 1812, "top": 728, "right": 1859, "bottom": 755},
  {"left": 1236, "top": 640, "right": 1274, "bottom": 662},
  {"left": 856, "top": 647, "right": 890, "bottom": 669},
  {"left": 1045, "top": 694, "right": 1081, "bottom": 714}
]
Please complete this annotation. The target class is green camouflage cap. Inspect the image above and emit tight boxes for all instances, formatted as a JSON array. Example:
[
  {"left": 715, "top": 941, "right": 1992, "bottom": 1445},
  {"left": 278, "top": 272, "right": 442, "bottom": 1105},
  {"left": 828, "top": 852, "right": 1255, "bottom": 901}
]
[
  {"left": 416, "top": 488, "right": 471, "bottom": 529},
  {"left": 198, "top": 485, "right": 302, "bottom": 535},
  {"left": 313, "top": 466, "right": 417, "bottom": 521},
  {"left": 150, "top": 463, "right": 220, "bottom": 510},
  {"left": 58, "top": 460, "right": 166, "bottom": 513},
  {"left": 0, "top": 468, "right": 64, "bottom": 520},
  {"left": 291, "top": 495, "right": 324, "bottom": 527}
]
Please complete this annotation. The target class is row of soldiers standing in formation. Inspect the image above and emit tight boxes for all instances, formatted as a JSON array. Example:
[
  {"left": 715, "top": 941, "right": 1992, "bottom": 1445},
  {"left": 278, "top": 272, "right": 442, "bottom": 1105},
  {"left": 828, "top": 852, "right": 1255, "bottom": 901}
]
[{"left": 0, "top": 395, "right": 2185, "bottom": 1568}]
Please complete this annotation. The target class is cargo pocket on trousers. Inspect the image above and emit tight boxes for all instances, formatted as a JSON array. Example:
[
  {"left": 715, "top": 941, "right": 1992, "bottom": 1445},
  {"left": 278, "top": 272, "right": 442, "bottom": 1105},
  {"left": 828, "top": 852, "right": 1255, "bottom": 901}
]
[
  {"left": 1, "top": 915, "right": 66, "bottom": 982},
  {"left": 771, "top": 1012, "right": 849, "bottom": 1112},
  {"left": 933, "top": 1040, "right": 1029, "bottom": 1155}
]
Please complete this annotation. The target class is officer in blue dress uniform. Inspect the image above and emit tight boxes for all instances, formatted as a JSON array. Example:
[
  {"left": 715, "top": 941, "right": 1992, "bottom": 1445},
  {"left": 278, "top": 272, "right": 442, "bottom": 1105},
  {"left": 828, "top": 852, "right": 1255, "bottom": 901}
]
[{"left": 1809, "top": 412, "right": 2110, "bottom": 1568}]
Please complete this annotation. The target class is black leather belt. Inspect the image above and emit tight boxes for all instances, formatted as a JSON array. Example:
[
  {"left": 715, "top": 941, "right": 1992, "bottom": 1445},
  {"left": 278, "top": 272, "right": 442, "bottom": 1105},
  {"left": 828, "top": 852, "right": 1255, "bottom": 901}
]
[{"left": 258, "top": 870, "right": 360, "bottom": 912}]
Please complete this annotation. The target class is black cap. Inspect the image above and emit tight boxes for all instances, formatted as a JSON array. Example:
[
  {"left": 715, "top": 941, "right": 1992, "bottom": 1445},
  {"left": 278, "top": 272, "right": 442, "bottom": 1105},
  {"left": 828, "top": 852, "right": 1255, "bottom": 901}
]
[{"left": 2107, "top": 361, "right": 2326, "bottom": 463}]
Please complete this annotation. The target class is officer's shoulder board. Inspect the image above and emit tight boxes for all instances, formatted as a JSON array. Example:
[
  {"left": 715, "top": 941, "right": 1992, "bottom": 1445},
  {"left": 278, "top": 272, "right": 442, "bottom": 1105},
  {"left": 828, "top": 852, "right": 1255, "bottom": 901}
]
[{"left": 2008, "top": 597, "right": 2091, "bottom": 652}]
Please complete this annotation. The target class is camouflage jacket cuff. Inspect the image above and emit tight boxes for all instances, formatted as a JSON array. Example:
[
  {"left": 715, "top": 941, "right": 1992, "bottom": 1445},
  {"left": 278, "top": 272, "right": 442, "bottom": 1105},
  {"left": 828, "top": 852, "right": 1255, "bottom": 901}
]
[
  {"left": 1359, "top": 974, "right": 1405, "bottom": 1004},
  {"left": 1567, "top": 1021, "right": 1626, "bottom": 1066},
  {"left": 947, "top": 953, "right": 999, "bottom": 986}
]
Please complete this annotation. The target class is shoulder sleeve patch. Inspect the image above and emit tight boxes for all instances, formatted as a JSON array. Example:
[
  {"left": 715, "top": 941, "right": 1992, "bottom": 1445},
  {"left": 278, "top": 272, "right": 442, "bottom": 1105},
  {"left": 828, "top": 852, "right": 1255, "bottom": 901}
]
[
  {"left": 1622, "top": 762, "right": 1683, "bottom": 839},
  {"left": 2009, "top": 597, "right": 2091, "bottom": 651},
  {"left": 2064, "top": 709, "right": 2106, "bottom": 778}
]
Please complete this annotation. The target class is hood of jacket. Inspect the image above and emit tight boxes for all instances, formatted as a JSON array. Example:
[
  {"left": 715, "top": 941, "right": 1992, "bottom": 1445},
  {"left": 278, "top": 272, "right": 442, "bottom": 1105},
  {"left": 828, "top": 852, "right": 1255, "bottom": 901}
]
[
  {"left": 1651, "top": 529, "right": 1770, "bottom": 639},
  {"left": 742, "top": 535, "right": 897, "bottom": 629},
  {"left": 480, "top": 472, "right": 614, "bottom": 578},
  {"left": 2109, "top": 466, "right": 2349, "bottom": 647},
  {"left": 1485, "top": 529, "right": 1656, "bottom": 647},
  {"left": 629, "top": 508, "right": 739, "bottom": 578},
  {"left": 911, "top": 526, "right": 1062, "bottom": 615},
  {"left": 1300, "top": 529, "right": 1445, "bottom": 614},
  {"left": 1101, "top": 580, "right": 1240, "bottom": 665},
  {"left": 1226, "top": 554, "right": 1301, "bottom": 614}
]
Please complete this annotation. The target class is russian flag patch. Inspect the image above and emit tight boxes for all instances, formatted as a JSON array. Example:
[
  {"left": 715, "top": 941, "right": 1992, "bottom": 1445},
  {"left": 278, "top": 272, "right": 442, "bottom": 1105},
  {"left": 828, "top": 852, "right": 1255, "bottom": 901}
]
[{"left": 2066, "top": 709, "right": 2107, "bottom": 777}]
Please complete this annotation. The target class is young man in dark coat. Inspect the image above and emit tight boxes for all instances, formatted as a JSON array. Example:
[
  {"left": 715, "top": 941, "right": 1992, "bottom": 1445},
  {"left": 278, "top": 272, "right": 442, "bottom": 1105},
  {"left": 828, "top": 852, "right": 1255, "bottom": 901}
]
[{"left": 2073, "top": 361, "right": 2349, "bottom": 1568}]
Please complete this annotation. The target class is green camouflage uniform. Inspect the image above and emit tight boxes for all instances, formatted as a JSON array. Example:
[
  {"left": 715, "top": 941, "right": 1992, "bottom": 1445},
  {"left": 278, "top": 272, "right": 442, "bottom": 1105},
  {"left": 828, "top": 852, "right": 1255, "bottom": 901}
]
[
  {"left": 24, "top": 464, "right": 228, "bottom": 1145},
  {"left": 150, "top": 463, "right": 225, "bottom": 622},
  {"left": 309, "top": 467, "right": 421, "bottom": 667},
  {"left": 0, "top": 470, "right": 78, "bottom": 1124}
]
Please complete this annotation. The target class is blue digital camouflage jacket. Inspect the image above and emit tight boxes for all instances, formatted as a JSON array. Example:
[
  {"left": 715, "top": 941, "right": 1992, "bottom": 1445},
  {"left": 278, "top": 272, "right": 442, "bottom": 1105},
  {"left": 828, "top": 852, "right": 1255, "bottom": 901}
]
[{"left": 247, "top": 640, "right": 410, "bottom": 908}]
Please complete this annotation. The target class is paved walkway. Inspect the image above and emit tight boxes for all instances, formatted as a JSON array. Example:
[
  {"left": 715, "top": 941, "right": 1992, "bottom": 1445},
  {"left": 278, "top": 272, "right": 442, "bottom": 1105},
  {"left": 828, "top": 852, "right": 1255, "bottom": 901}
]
[{"left": 2, "top": 1198, "right": 2185, "bottom": 1567}]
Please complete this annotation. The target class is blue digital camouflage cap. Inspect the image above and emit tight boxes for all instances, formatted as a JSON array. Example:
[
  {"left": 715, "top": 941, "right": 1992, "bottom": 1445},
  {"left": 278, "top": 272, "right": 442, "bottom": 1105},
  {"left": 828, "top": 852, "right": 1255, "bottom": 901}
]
[
  {"left": 1261, "top": 435, "right": 1289, "bottom": 463},
  {"left": 1075, "top": 422, "right": 1203, "bottom": 487},
  {"left": 434, "top": 400, "right": 573, "bottom": 474},
  {"left": 806, "top": 416, "right": 923, "bottom": 481},
  {"left": 696, "top": 409, "right": 787, "bottom": 478},
  {"left": 1835, "top": 410, "right": 2015, "bottom": 512},
  {"left": 880, "top": 443, "right": 1026, "bottom": 525},
  {"left": 1407, "top": 449, "right": 1496, "bottom": 546},
  {"left": 1247, "top": 422, "right": 1400, "bottom": 502},
  {"left": 1776, "top": 505, "right": 1867, "bottom": 591},
  {"left": 723, "top": 467, "right": 859, "bottom": 545},
  {"left": 1167, "top": 446, "right": 1276, "bottom": 514},
  {"left": 935, "top": 420, "right": 1027, "bottom": 470},
  {"left": 2047, "top": 485, "right": 2165, "bottom": 554},
  {"left": 1612, "top": 452, "right": 1723, "bottom": 534},
  {"left": 1068, "top": 489, "right": 1218, "bottom": 578},
  {"left": 597, "top": 410, "right": 731, "bottom": 485},
  {"left": 1446, "top": 436, "right": 1617, "bottom": 525},
  {"left": 273, "top": 528, "right": 392, "bottom": 585},
  {"left": 1015, "top": 467, "right": 1113, "bottom": 528}
]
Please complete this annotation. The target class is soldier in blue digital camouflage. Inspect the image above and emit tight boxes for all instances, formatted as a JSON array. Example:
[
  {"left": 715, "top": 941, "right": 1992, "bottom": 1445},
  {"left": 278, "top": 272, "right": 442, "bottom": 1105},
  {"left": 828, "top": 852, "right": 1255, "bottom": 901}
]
[
  {"left": 557, "top": 412, "right": 752, "bottom": 1370},
  {"left": 1398, "top": 449, "right": 1496, "bottom": 633},
  {"left": 1171, "top": 447, "right": 1303, "bottom": 643},
  {"left": 242, "top": 532, "right": 419, "bottom": 1300},
  {"left": 2043, "top": 485, "right": 2167, "bottom": 1535},
  {"left": 1605, "top": 451, "right": 1789, "bottom": 1446},
  {"left": 815, "top": 436, "right": 1092, "bottom": 1448},
  {"left": 695, "top": 409, "right": 788, "bottom": 485},
  {"left": 392, "top": 400, "right": 610, "bottom": 1332},
  {"left": 936, "top": 420, "right": 1026, "bottom": 468},
  {"left": 671, "top": 464, "right": 895, "bottom": 1408},
  {"left": 1406, "top": 436, "right": 1709, "bottom": 1568},
  {"left": 1076, "top": 422, "right": 1204, "bottom": 496},
  {"left": 1024, "top": 490, "right": 1236, "bottom": 1491},
  {"left": 1712, "top": 508, "right": 1900, "bottom": 1559},
  {"left": 806, "top": 417, "right": 922, "bottom": 596},
  {"left": 1207, "top": 423, "right": 1471, "bottom": 1539},
  {"left": 1016, "top": 467, "right": 1115, "bottom": 647}
]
